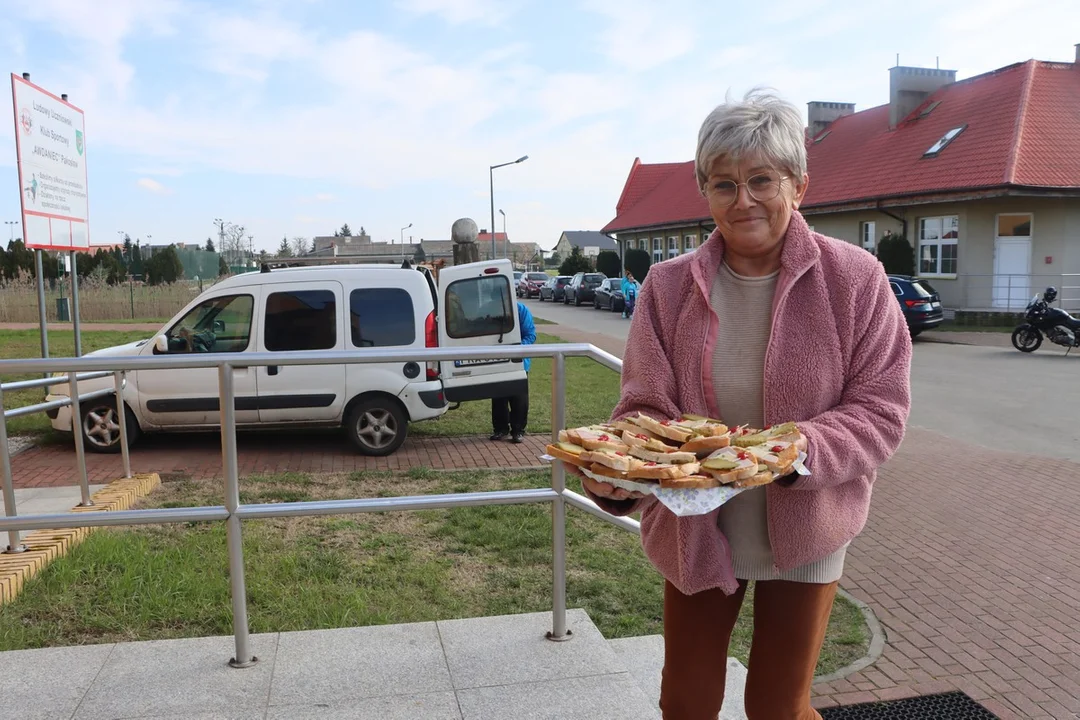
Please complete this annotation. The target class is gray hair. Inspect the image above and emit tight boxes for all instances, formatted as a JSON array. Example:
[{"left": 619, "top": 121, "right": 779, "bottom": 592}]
[{"left": 695, "top": 88, "right": 807, "bottom": 194}]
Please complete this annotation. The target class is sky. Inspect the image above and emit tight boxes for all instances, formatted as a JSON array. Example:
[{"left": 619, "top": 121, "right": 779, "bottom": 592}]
[{"left": 0, "top": 0, "right": 1077, "bottom": 253}]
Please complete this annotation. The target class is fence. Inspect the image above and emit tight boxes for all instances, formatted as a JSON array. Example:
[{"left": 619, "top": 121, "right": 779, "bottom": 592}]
[
  {"left": 0, "top": 343, "right": 637, "bottom": 664},
  {"left": 0, "top": 277, "right": 212, "bottom": 323},
  {"left": 948, "top": 273, "right": 1080, "bottom": 312}
]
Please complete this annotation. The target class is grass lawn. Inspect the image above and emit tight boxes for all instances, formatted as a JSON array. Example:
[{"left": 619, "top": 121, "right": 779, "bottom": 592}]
[
  {"left": 1, "top": 329, "right": 615, "bottom": 440},
  {"left": 0, "top": 468, "right": 869, "bottom": 675},
  {"left": 0, "top": 329, "right": 151, "bottom": 436}
]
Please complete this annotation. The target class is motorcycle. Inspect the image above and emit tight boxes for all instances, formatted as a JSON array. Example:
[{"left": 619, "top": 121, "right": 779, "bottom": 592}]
[{"left": 1011, "top": 287, "right": 1080, "bottom": 355}]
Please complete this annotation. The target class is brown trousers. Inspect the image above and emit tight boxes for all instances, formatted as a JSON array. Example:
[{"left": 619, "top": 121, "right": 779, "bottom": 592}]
[{"left": 660, "top": 579, "right": 838, "bottom": 720}]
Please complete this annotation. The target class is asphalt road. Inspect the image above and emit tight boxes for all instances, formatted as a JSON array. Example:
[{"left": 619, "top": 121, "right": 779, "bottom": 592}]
[{"left": 523, "top": 296, "right": 1080, "bottom": 462}]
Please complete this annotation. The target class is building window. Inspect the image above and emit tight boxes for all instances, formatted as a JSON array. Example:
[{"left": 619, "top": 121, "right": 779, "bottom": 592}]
[
  {"left": 918, "top": 216, "right": 959, "bottom": 276},
  {"left": 684, "top": 235, "right": 698, "bottom": 253},
  {"left": 652, "top": 238, "right": 662, "bottom": 264},
  {"left": 668, "top": 236, "right": 678, "bottom": 259},
  {"left": 860, "top": 221, "right": 876, "bottom": 251},
  {"left": 997, "top": 213, "right": 1032, "bottom": 237}
]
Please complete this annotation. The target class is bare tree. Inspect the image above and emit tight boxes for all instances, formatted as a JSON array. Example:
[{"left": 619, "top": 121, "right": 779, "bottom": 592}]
[
  {"left": 290, "top": 236, "right": 310, "bottom": 256},
  {"left": 213, "top": 220, "right": 249, "bottom": 268}
]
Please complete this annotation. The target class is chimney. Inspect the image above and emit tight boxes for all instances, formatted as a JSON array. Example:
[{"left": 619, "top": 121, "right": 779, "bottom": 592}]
[
  {"left": 889, "top": 65, "right": 956, "bottom": 128},
  {"left": 1075, "top": 43, "right": 1080, "bottom": 65},
  {"left": 807, "top": 101, "right": 855, "bottom": 137}
]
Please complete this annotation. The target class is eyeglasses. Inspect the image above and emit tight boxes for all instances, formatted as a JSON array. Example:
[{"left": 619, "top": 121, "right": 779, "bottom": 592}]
[{"left": 705, "top": 172, "right": 789, "bottom": 207}]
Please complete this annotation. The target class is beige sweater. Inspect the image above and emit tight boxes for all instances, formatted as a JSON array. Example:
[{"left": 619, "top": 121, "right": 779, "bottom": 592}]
[{"left": 710, "top": 263, "right": 847, "bottom": 583}]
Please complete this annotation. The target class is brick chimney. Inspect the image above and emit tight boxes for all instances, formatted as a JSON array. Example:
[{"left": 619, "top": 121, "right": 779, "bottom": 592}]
[
  {"left": 807, "top": 101, "right": 855, "bottom": 137},
  {"left": 889, "top": 65, "right": 956, "bottom": 128}
]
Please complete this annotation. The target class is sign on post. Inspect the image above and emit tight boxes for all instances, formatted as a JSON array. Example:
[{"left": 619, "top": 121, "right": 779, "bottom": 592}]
[{"left": 11, "top": 73, "right": 89, "bottom": 251}]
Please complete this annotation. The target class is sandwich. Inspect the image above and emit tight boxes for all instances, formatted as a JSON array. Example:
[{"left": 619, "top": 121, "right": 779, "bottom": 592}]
[
  {"left": 619, "top": 428, "right": 681, "bottom": 450},
  {"left": 579, "top": 448, "right": 642, "bottom": 473},
  {"left": 627, "top": 460, "right": 701, "bottom": 481},
  {"left": 679, "top": 433, "right": 732, "bottom": 457},
  {"left": 679, "top": 414, "right": 730, "bottom": 437},
  {"left": 745, "top": 441, "right": 798, "bottom": 474},
  {"left": 545, "top": 441, "right": 590, "bottom": 468},
  {"left": 630, "top": 413, "right": 695, "bottom": 443},
  {"left": 762, "top": 422, "right": 802, "bottom": 444},
  {"left": 573, "top": 428, "right": 631, "bottom": 453},
  {"left": 659, "top": 474, "right": 721, "bottom": 490},
  {"left": 733, "top": 464, "right": 777, "bottom": 489},
  {"left": 698, "top": 447, "right": 761, "bottom": 484}
]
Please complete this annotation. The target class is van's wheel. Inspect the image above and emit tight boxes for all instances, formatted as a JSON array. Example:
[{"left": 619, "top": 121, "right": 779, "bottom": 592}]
[
  {"left": 346, "top": 397, "right": 408, "bottom": 456},
  {"left": 81, "top": 398, "right": 139, "bottom": 454}
]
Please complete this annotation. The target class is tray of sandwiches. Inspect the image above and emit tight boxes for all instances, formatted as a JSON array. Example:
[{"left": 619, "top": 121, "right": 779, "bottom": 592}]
[{"left": 543, "top": 413, "right": 809, "bottom": 517}]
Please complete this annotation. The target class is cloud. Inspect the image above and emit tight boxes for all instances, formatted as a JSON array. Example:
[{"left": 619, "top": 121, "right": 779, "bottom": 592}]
[
  {"left": 584, "top": 0, "right": 697, "bottom": 71},
  {"left": 136, "top": 177, "right": 172, "bottom": 195},
  {"left": 395, "top": 0, "right": 510, "bottom": 25}
]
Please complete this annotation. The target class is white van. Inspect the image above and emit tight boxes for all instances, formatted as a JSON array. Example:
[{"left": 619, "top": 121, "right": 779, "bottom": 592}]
[{"left": 46, "top": 259, "right": 526, "bottom": 456}]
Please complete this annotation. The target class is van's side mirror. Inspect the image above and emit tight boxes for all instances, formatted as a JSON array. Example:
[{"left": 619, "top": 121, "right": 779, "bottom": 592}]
[{"left": 154, "top": 335, "right": 169, "bottom": 354}]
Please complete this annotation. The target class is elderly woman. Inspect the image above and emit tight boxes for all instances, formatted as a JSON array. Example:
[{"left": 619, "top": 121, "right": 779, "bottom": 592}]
[{"left": 579, "top": 90, "right": 912, "bottom": 719}]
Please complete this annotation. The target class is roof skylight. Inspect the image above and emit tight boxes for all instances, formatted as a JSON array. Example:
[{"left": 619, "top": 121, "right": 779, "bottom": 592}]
[
  {"left": 918, "top": 101, "right": 942, "bottom": 119},
  {"left": 923, "top": 125, "right": 966, "bottom": 157}
]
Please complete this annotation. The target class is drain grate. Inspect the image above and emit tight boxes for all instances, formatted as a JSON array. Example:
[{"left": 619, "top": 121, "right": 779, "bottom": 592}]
[{"left": 819, "top": 691, "right": 1000, "bottom": 719}]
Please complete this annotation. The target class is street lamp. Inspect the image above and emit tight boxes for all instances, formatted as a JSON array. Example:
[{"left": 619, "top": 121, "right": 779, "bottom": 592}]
[
  {"left": 489, "top": 155, "right": 528, "bottom": 259},
  {"left": 498, "top": 209, "right": 507, "bottom": 259},
  {"left": 6, "top": 220, "right": 19, "bottom": 242},
  {"left": 400, "top": 223, "right": 412, "bottom": 261}
]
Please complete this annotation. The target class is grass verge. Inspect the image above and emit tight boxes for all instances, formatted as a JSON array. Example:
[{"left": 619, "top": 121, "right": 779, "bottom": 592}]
[{"left": 0, "top": 468, "right": 868, "bottom": 675}]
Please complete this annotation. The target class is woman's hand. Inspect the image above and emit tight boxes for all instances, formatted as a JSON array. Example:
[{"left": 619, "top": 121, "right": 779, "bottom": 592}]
[{"left": 568, "top": 463, "right": 645, "bottom": 501}]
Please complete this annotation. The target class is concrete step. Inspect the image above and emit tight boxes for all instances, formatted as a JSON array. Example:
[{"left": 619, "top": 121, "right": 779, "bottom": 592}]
[
  {"left": 608, "top": 635, "right": 748, "bottom": 719},
  {"left": 0, "top": 609, "right": 661, "bottom": 719}
]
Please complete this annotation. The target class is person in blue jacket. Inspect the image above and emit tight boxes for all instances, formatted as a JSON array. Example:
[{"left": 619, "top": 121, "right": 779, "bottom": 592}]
[
  {"left": 490, "top": 301, "right": 536, "bottom": 444},
  {"left": 621, "top": 270, "right": 639, "bottom": 319}
]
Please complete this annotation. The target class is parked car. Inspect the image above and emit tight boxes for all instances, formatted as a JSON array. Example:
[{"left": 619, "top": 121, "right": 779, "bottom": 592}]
[
  {"left": 564, "top": 272, "right": 606, "bottom": 306},
  {"left": 539, "top": 276, "right": 571, "bottom": 302},
  {"left": 46, "top": 260, "right": 527, "bottom": 457},
  {"left": 888, "top": 274, "right": 944, "bottom": 337},
  {"left": 593, "top": 278, "right": 625, "bottom": 312},
  {"left": 517, "top": 272, "right": 550, "bottom": 299}
]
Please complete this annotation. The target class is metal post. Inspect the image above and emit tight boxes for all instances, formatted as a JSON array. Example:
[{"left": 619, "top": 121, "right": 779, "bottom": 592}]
[
  {"left": 0, "top": 389, "right": 27, "bottom": 553},
  {"left": 129, "top": 277, "right": 135, "bottom": 319},
  {"left": 68, "top": 372, "right": 93, "bottom": 506},
  {"left": 220, "top": 364, "right": 255, "bottom": 668},
  {"left": 34, "top": 250, "right": 49, "bottom": 367},
  {"left": 69, "top": 251, "right": 82, "bottom": 357},
  {"left": 113, "top": 371, "right": 131, "bottom": 479},
  {"left": 547, "top": 352, "right": 570, "bottom": 641},
  {"left": 489, "top": 167, "right": 496, "bottom": 260}
]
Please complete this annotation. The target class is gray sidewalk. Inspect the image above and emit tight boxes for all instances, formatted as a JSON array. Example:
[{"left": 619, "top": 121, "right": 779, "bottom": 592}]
[{"left": 0, "top": 609, "right": 748, "bottom": 720}]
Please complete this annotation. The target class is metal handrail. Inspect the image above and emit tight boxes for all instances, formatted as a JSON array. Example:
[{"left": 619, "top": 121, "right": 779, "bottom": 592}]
[{"left": 0, "top": 343, "right": 638, "bottom": 666}]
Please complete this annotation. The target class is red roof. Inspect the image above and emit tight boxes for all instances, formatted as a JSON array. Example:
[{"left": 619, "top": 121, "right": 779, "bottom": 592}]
[
  {"left": 476, "top": 232, "right": 509, "bottom": 243},
  {"left": 602, "top": 161, "right": 707, "bottom": 233},
  {"left": 603, "top": 59, "right": 1080, "bottom": 231}
]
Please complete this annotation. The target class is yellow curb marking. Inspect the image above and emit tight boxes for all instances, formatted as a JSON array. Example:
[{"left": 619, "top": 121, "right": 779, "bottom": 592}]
[{"left": 0, "top": 473, "right": 161, "bottom": 605}]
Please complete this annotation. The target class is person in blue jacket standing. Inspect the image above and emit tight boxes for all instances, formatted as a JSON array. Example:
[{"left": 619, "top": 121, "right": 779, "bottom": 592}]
[
  {"left": 490, "top": 301, "right": 536, "bottom": 444},
  {"left": 621, "top": 270, "right": 639, "bottom": 319}
]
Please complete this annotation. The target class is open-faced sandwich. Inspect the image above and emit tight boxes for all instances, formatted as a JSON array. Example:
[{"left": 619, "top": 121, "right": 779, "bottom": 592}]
[
  {"left": 545, "top": 441, "right": 590, "bottom": 468},
  {"left": 744, "top": 440, "right": 798, "bottom": 475},
  {"left": 698, "top": 446, "right": 762, "bottom": 485}
]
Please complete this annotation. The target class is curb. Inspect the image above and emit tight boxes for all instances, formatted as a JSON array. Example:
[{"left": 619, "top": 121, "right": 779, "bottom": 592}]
[
  {"left": 0, "top": 473, "right": 161, "bottom": 605},
  {"left": 813, "top": 587, "right": 887, "bottom": 685}
]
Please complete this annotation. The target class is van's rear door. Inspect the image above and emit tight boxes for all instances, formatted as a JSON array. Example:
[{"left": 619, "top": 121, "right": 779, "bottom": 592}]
[{"left": 437, "top": 259, "right": 527, "bottom": 403}]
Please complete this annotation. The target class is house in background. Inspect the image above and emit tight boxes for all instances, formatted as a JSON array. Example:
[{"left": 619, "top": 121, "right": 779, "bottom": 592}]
[
  {"left": 600, "top": 161, "right": 711, "bottom": 266},
  {"left": 601, "top": 44, "right": 1080, "bottom": 312},
  {"left": 308, "top": 228, "right": 541, "bottom": 268},
  {"left": 551, "top": 231, "right": 619, "bottom": 263}
]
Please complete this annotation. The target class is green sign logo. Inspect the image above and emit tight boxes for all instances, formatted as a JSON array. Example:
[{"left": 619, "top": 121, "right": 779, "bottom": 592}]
[{"left": 75, "top": 130, "right": 84, "bottom": 155}]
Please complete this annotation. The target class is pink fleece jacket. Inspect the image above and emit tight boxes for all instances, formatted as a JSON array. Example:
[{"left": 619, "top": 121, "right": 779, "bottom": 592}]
[{"left": 591, "top": 211, "right": 912, "bottom": 596}]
